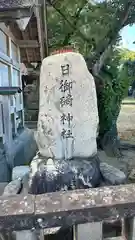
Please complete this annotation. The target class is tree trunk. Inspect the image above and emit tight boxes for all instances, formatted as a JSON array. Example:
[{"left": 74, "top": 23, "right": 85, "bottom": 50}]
[
  {"left": 97, "top": 93, "right": 122, "bottom": 157},
  {"left": 87, "top": 45, "right": 122, "bottom": 157}
]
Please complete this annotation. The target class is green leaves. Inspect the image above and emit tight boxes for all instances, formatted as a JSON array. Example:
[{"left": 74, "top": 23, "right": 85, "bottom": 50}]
[
  {"left": 47, "top": 0, "right": 135, "bottom": 60},
  {"left": 47, "top": 0, "right": 135, "bottom": 139},
  {"left": 97, "top": 48, "right": 133, "bottom": 136}
]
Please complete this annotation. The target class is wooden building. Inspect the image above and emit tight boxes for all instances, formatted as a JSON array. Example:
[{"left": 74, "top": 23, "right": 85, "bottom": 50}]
[{"left": 0, "top": 0, "right": 48, "bottom": 181}]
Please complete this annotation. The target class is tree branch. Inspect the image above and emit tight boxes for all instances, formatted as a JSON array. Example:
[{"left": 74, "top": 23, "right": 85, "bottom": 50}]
[
  {"left": 120, "top": 0, "right": 134, "bottom": 27},
  {"left": 90, "top": 0, "right": 135, "bottom": 76},
  {"left": 47, "top": 0, "right": 90, "bottom": 44},
  {"left": 62, "top": 0, "right": 87, "bottom": 45},
  {"left": 92, "top": 44, "right": 113, "bottom": 76}
]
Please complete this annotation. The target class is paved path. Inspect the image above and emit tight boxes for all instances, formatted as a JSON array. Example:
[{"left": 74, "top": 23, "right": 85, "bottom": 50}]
[{"left": 117, "top": 104, "right": 135, "bottom": 141}]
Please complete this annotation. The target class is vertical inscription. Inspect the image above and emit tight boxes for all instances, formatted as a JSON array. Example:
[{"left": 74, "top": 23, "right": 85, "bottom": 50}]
[
  {"left": 59, "top": 64, "right": 74, "bottom": 139},
  {"left": 61, "top": 64, "right": 69, "bottom": 76}
]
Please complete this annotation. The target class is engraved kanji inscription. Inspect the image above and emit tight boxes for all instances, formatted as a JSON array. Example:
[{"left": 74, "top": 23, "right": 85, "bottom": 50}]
[
  {"left": 60, "top": 113, "right": 73, "bottom": 126},
  {"left": 67, "top": 113, "right": 73, "bottom": 127},
  {"left": 61, "top": 128, "right": 66, "bottom": 138},
  {"left": 61, "top": 64, "right": 69, "bottom": 76},
  {"left": 60, "top": 94, "right": 73, "bottom": 107},
  {"left": 60, "top": 96, "right": 65, "bottom": 107},
  {"left": 59, "top": 80, "right": 72, "bottom": 93},
  {"left": 65, "top": 94, "right": 73, "bottom": 106},
  {"left": 61, "top": 128, "right": 73, "bottom": 139},
  {"left": 66, "top": 129, "right": 73, "bottom": 138},
  {"left": 60, "top": 113, "right": 66, "bottom": 125}
]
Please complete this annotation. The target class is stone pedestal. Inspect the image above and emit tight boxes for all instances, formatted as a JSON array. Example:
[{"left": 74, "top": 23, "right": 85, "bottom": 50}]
[{"left": 29, "top": 155, "right": 101, "bottom": 194}]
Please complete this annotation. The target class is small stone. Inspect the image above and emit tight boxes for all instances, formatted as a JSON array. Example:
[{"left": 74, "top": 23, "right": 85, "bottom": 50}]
[
  {"left": 100, "top": 162, "right": 126, "bottom": 185},
  {"left": 129, "top": 169, "right": 135, "bottom": 180},
  {"left": 12, "top": 166, "right": 30, "bottom": 181},
  {"left": 3, "top": 179, "right": 22, "bottom": 196}
]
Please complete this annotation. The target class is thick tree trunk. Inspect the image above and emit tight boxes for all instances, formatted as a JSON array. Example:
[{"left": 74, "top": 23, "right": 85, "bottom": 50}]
[
  {"left": 86, "top": 46, "right": 122, "bottom": 157},
  {"left": 97, "top": 106, "right": 122, "bottom": 157},
  {"left": 92, "top": 45, "right": 112, "bottom": 76},
  {"left": 96, "top": 77, "right": 122, "bottom": 157}
]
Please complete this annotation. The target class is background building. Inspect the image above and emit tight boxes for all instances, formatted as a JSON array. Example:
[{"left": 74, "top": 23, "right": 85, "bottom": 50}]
[{"left": 0, "top": 0, "right": 49, "bottom": 181}]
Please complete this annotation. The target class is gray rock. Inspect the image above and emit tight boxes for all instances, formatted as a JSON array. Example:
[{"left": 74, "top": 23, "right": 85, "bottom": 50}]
[
  {"left": 10, "top": 128, "right": 37, "bottom": 167},
  {"left": 16, "top": 230, "right": 37, "bottom": 240},
  {"left": 0, "top": 182, "right": 8, "bottom": 196},
  {"left": 128, "top": 169, "right": 135, "bottom": 181},
  {"left": 100, "top": 162, "right": 126, "bottom": 185},
  {"left": 12, "top": 166, "right": 30, "bottom": 181},
  {"left": 3, "top": 179, "right": 22, "bottom": 196},
  {"left": 0, "top": 129, "right": 37, "bottom": 183}
]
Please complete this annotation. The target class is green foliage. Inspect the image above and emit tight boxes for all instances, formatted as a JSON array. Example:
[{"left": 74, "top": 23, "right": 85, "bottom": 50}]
[
  {"left": 98, "top": 49, "right": 131, "bottom": 136},
  {"left": 47, "top": 0, "right": 135, "bottom": 141},
  {"left": 47, "top": 0, "right": 119, "bottom": 56},
  {"left": 47, "top": 0, "right": 135, "bottom": 60},
  {"left": 120, "top": 49, "right": 135, "bottom": 61}
]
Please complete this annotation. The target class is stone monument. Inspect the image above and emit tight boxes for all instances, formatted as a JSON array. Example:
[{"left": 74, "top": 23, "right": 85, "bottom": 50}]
[
  {"left": 37, "top": 52, "right": 99, "bottom": 159},
  {"left": 29, "top": 51, "right": 126, "bottom": 194},
  {"left": 29, "top": 51, "right": 102, "bottom": 193}
]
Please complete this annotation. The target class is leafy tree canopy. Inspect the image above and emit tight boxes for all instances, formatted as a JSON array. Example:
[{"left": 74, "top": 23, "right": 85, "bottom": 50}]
[
  {"left": 46, "top": 0, "right": 135, "bottom": 155},
  {"left": 47, "top": 0, "right": 135, "bottom": 74}
]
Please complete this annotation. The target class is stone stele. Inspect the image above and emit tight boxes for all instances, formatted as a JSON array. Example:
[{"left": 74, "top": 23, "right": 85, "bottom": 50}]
[{"left": 37, "top": 52, "right": 99, "bottom": 160}]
